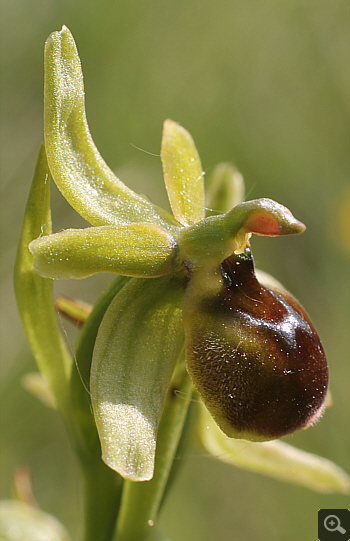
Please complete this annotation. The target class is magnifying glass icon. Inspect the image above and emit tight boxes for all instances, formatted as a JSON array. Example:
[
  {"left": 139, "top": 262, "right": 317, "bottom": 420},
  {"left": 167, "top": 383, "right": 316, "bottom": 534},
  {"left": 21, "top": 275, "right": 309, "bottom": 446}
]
[{"left": 324, "top": 515, "right": 346, "bottom": 534}]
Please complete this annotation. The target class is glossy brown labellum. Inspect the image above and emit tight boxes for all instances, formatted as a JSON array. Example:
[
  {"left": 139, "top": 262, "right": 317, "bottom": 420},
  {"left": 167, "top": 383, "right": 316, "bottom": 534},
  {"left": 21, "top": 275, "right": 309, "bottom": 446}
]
[{"left": 184, "top": 249, "right": 329, "bottom": 441}]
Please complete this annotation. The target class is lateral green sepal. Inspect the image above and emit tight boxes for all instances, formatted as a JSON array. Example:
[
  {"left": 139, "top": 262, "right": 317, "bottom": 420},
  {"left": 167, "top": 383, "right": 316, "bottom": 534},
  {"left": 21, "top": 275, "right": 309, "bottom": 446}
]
[
  {"left": 199, "top": 409, "right": 350, "bottom": 494},
  {"left": 90, "top": 275, "right": 186, "bottom": 481}
]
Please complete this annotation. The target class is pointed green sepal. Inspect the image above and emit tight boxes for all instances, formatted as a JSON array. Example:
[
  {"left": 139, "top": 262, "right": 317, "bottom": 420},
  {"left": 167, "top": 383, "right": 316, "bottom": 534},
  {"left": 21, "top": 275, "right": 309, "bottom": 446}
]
[
  {"left": 179, "top": 197, "right": 306, "bottom": 268},
  {"left": 199, "top": 409, "right": 350, "bottom": 494},
  {"left": 44, "top": 26, "right": 178, "bottom": 232},
  {"left": 90, "top": 275, "right": 185, "bottom": 481},
  {"left": 205, "top": 163, "right": 245, "bottom": 215},
  {"left": 70, "top": 276, "right": 131, "bottom": 458},
  {"left": 29, "top": 224, "right": 178, "bottom": 279},
  {"left": 14, "top": 145, "right": 71, "bottom": 415},
  {"left": 161, "top": 119, "right": 205, "bottom": 226}
]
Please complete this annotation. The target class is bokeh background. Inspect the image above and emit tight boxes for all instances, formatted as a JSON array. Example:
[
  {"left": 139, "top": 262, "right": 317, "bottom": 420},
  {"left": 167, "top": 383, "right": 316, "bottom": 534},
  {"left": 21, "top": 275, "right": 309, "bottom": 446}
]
[{"left": 1, "top": 1, "right": 349, "bottom": 540}]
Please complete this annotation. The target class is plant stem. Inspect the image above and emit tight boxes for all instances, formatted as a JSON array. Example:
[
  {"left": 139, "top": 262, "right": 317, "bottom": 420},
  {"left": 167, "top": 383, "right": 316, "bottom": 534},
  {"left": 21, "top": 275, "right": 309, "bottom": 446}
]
[
  {"left": 114, "top": 361, "right": 193, "bottom": 541},
  {"left": 82, "top": 459, "right": 123, "bottom": 541}
]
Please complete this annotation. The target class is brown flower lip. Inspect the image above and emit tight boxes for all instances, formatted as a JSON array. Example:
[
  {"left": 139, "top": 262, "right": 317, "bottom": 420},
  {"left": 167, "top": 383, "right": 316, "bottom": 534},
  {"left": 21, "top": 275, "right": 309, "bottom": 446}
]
[{"left": 184, "top": 249, "right": 329, "bottom": 441}]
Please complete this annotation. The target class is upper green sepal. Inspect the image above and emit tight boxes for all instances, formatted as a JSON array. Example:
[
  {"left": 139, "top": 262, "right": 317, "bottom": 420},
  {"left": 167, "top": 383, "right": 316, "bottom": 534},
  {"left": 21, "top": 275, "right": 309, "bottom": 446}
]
[
  {"left": 44, "top": 26, "right": 178, "bottom": 232},
  {"left": 29, "top": 223, "right": 178, "bottom": 279}
]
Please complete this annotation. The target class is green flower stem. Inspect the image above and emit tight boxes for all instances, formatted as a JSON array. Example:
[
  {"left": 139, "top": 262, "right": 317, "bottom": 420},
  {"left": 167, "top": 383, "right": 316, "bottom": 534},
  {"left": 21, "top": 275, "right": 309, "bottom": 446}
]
[
  {"left": 114, "top": 360, "right": 193, "bottom": 541},
  {"left": 82, "top": 460, "right": 122, "bottom": 541}
]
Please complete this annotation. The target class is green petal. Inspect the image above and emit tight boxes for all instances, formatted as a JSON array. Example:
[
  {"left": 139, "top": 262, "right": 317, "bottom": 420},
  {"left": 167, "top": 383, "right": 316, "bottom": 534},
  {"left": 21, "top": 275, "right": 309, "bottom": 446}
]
[
  {"left": 44, "top": 26, "right": 178, "bottom": 232},
  {"left": 29, "top": 224, "right": 178, "bottom": 279},
  {"left": 205, "top": 163, "right": 245, "bottom": 215},
  {"left": 90, "top": 275, "right": 185, "bottom": 481},
  {"left": 14, "top": 145, "right": 71, "bottom": 415},
  {"left": 0, "top": 500, "right": 71, "bottom": 541},
  {"left": 199, "top": 409, "right": 350, "bottom": 494},
  {"left": 161, "top": 119, "right": 205, "bottom": 226}
]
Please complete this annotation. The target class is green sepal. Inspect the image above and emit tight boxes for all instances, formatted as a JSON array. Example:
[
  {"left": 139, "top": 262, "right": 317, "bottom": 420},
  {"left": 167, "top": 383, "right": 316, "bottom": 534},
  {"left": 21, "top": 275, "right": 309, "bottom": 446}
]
[
  {"left": 161, "top": 119, "right": 205, "bottom": 226},
  {"left": 179, "top": 197, "right": 306, "bottom": 269},
  {"left": 29, "top": 224, "right": 178, "bottom": 279},
  {"left": 90, "top": 274, "right": 186, "bottom": 481},
  {"left": 44, "top": 26, "right": 178, "bottom": 232},
  {"left": 205, "top": 162, "right": 245, "bottom": 215},
  {"left": 0, "top": 500, "right": 71, "bottom": 541},
  {"left": 70, "top": 275, "right": 130, "bottom": 457},
  {"left": 14, "top": 144, "right": 71, "bottom": 416},
  {"left": 199, "top": 409, "right": 350, "bottom": 494}
]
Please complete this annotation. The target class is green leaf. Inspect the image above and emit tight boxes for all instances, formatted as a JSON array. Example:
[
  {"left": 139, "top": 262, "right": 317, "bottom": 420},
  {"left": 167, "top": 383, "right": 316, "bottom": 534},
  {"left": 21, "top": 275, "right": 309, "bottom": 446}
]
[
  {"left": 29, "top": 224, "right": 178, "bottom": 279},
  {"left": 44, "top": 26, "right": 178, "bottom": 232},
  {"left": 90, "top": 275, "right": 185, "bottom": 481},
  {"left": 205, "top": 162, "right": 245, "bottom": 215},
  {"left": 199, "top": 409, "right": 350, "bottom": 494},
  {"left": 14, "top": 144, "right": 71, "bottom": 415},
  {"left": 161, "top": 119, "right": 205, "bottom": 226},
  {"left": 0, "top": 500, "right": 70, "bottom": 541}
]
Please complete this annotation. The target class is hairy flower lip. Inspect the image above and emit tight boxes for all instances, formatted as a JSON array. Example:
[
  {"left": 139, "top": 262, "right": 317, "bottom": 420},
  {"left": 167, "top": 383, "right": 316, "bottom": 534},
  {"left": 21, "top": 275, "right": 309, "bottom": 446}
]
[{"left": 183, "top": 248, "right": 329, "bottom": 442}]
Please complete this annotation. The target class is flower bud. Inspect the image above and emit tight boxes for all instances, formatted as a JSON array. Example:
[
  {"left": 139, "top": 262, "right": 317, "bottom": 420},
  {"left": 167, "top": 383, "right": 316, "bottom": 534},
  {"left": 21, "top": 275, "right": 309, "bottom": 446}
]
[{"left": 183, "top": 248, "right": 329, "bottom": 441}]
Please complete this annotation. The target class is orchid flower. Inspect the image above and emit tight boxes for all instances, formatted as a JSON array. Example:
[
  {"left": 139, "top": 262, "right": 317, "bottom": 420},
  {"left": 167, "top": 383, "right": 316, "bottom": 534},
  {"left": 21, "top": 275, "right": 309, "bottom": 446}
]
[{"left": 14, "top": 25, "right": 349, "bottom": 541}]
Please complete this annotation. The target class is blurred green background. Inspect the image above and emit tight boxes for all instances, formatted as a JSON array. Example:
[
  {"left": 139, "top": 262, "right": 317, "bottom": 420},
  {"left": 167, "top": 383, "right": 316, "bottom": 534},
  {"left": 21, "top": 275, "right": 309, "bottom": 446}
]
[{"left": 1, "top": 1, "right": 349, "bottom": 540}]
